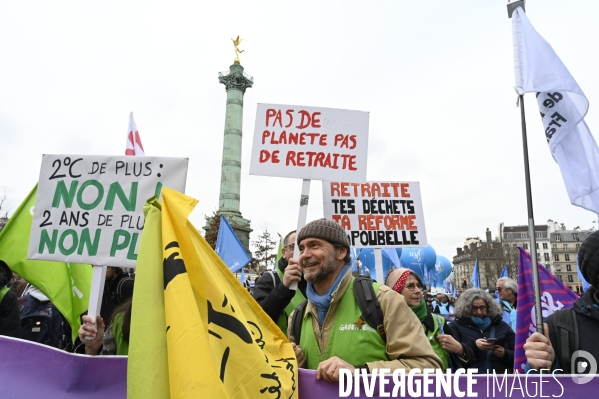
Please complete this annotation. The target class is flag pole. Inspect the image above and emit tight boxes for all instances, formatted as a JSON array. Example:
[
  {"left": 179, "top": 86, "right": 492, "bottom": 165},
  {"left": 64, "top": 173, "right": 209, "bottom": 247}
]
[
  {"left": 508, "top": 0, "right": 544, "bottom": 333},
  {"left": 517, "top": 92, "right": 544, "bottom": 334}
]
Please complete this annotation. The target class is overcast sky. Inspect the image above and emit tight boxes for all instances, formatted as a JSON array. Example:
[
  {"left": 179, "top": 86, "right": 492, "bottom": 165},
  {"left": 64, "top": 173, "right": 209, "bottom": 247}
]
[{"left": 2, "top": 1, "right": 599, "bottom": 262}]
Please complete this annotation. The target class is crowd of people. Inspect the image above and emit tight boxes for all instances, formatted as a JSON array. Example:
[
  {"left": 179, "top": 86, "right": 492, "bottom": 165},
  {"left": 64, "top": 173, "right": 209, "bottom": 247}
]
[{"left": 2, "top": 217, "right": 599, "bottom": 382}]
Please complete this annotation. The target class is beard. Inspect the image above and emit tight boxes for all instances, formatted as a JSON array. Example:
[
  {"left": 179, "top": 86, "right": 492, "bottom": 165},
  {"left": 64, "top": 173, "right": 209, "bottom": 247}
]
[{"left": 302, "top": 248, "right": 339, "bottom": 285}]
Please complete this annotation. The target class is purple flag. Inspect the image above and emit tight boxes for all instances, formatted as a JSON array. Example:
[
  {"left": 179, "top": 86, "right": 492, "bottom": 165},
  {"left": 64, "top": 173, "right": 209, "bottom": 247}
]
[{"left": 514, "top": 247, "right": 578, "bottom": 373}]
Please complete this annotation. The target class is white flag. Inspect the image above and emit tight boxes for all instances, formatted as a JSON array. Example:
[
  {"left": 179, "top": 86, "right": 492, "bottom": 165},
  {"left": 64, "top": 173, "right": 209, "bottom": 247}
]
[
  {"left": 126, "top": 112, "right": 145, "bottom": 156},
  {"left": 513, "top": 7, "right": 599, "bottom": 214}
]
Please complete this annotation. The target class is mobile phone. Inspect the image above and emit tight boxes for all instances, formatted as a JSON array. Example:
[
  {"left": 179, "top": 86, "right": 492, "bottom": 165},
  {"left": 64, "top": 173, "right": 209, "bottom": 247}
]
[{"left": 485, "top": 338, "right": 498, "bottom": 343}]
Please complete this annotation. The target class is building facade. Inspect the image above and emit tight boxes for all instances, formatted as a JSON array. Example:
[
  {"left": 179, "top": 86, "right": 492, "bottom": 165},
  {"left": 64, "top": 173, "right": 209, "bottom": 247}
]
[
  {"left": 550, "top": 227, "right": 590, "bottom": 294},
  {"left": 498, "top": 222, "right": 552, "bottom": 277},
  {"left": 453, "top": 228, "right": 506, "bottom": 292}
]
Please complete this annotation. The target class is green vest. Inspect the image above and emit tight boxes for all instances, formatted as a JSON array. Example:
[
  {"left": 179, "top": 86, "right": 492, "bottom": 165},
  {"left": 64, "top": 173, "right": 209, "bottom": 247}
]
[
  {"left": 113, "top": 312, "right": 129, "bottom": 356},
  {"left": 275, "top": 268, "right": 306, "bottom": 337},
  {"left": 300, "top": 278, "right": 388, "bottom": 369},
  {"left": 425, "top": 314, "right": 450, "bottom": 370}
]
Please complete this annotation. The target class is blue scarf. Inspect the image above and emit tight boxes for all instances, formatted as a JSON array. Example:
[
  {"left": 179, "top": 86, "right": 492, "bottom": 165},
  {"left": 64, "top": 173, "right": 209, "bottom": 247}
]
[
  {"left": 306, "top": 263, "right": 351, "bottom": 326},
  {"left": 471, "top": 316, "right": 492, "bottom": 331}
]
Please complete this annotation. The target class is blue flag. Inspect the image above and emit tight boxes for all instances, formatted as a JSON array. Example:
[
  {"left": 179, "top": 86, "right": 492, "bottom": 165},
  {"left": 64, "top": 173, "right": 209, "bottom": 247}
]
[
  {"left": 500, "top": 264, "right": 509, "bottom": 279},
  {"left": 452, "top": 282, "right": 457, "bottom": 297},
  {"left": 215, "top": 215, "right": 251, "bottom": 273},
  {"left": 382, "top": 248, "right": 401, "bottom": 268},
  {"left": 470, "top": 259, "right": 481, "bottom": 289}
]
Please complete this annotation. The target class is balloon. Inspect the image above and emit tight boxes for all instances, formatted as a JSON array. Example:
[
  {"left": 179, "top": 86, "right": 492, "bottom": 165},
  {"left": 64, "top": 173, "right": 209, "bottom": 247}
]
[
  {"left": 356, "top": 248, "right": 392, "bottom": 282},
  {"left": 399, "top": 248, "right": 426, "bottom": 278},
  {"left": 434, "top": 255, "right": 453, "bottom": 288},
  {"left": 422, "top": 245, "right": 437, "bottom": 272}
]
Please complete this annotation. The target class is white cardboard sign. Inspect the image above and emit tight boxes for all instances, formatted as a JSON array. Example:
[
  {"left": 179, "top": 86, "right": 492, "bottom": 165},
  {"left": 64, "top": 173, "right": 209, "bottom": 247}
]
[
  {"left": 322, "top": 181, "right": 427, "bottom": 248},
  {"left": 28, "top": 155, "right": 188, "bottom": 268},
  {"left": 249, "top": 104, "right": 369, "bottom": 181}
]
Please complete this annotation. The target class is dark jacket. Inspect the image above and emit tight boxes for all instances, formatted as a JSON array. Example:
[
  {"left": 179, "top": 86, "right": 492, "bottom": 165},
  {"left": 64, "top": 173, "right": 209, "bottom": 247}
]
[
  {"left": 101, "top": 270, "right": 134, "bottom": 322},
  {"left": 545, "top": 286, "right": 599, "bottom": 373},
  {"left": 451, "top": 315, "right": 515, "bottom": 374},
  {"left": 253, "top": 258, "right": 307, "bottom": 323},
  {"left": 0, "top": 289, "right": 21, "bottom": 338}
]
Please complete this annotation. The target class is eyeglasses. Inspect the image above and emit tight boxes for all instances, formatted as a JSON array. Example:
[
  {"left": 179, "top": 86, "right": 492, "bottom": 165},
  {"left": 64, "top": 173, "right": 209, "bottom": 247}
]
[
  {"left": 405, "top": 283, "right": 424, "bottom": 291},
  {"left": 284, "top": 243, "right": 295, "bottom": 251},
  {"left": 471, "top": 305, "right": 488, "bottom": 313},
  {"left": 496, "top": 287, "right": 503, "bottom": 292}
]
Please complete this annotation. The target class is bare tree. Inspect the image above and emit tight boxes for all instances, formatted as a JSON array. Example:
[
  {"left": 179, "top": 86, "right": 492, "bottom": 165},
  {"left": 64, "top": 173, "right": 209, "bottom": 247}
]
[
  {"left": 0, "top": 186, "right": 11, "bottom": 218},
  {"left": 0, "top": 187, "right": 11, "bottom": 232},
  {"left": 251, "top": 229, "right": 277, "bottom": 273}
]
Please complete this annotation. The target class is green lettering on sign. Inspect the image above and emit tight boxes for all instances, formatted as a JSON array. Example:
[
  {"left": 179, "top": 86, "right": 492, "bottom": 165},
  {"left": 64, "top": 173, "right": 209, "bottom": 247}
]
[
  {"left": 105, "top": 182, "right": 138, "bottom": 212},
  {"left": 77, "top": 180, "right": 104, "bottom": 211},
  {"left": 111, "top": 230, "right": 130, "bottom": 257},
  {"left": 77, "top": 228, "right": 101, "bottom": 256},
  {"left": 59, "top": 229, "right": 78, "bottom": 255},
  {"left": 52, "top": 181, "right": 79, "bottom": 209},
  {"left": 39, "top": 229, "right": 58, "bottom": 254},
  {"left": 128, "top": 232, "right": 139, "bottom": 261}
]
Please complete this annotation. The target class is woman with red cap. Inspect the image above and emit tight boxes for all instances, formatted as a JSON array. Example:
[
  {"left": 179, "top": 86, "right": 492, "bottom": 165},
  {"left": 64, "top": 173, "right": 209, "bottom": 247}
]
[{"left": 386, "top": 267, "right": 470, "bottom": 371}]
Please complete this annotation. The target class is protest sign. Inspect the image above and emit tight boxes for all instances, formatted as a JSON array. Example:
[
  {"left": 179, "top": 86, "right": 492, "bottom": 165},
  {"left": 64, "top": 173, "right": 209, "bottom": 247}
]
[
  {"left": 323, "top": 181, "right": 427, "bottom": 248},
  {"left": 28, "top": 155, "right": 188, "bottom": 268},
  {"left": 250, "top": 104, "right": 369, "bottom": 181}
]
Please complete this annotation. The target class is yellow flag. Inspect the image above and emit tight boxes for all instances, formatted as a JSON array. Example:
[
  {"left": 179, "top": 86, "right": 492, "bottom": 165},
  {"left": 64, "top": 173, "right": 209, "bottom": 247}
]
[
  {"left": 132, "top": 188, "right": 298, "bottom": 398},
  {"left": 127, "top": 198, "right": 170, "bottom": 398}
]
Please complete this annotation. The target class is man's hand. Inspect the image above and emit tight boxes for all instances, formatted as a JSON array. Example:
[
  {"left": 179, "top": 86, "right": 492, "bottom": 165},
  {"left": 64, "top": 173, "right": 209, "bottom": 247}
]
[
  {"left": 291, "top": 342, "right": 306, "bottom": 368},
  {"left": 316, "top": 356, "right": 355, "bottom": 383},
  {"left": 78, "top": 314, "right": 105, "bottom": 355},
  {"left": 283, "top": 261, "right": 302, "bottom": 289},
  {"left": 492, "top": 345, "right": 506, "bottom": 358},
  {"left": 524, "top": 322, "right": 555, "bottom": 370},
  {"left": 475, "top": 338, "right": 495, "bottom": 352}
]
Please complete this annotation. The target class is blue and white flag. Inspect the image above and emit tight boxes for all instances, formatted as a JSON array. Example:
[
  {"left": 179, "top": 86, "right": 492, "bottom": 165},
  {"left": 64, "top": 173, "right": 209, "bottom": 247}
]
[
  {"left": 500, "top": 264, "right": 508, "bottom": 279},
  {"left": 470, "top": 259, "right": 481, "bottom": 289},
  {"left": 513, "top": 7, "right": 599, "bottom": 214},
  {"left": 382, "top": 248, "right": 401, "bottom": 268},
  {"left": 215, "top": 215, "right": 251, "bottom": 273}
]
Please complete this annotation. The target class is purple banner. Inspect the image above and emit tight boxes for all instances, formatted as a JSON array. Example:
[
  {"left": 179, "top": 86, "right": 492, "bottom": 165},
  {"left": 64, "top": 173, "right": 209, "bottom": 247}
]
[
  {"left": 2, "top": 336, "right": 598, "bottom": 398},
  {"left": 515, "top": 248, "right": 579, "bottom": 373},
  {"left": 0, "top": 336, "right": 127, "bottom": 398}
]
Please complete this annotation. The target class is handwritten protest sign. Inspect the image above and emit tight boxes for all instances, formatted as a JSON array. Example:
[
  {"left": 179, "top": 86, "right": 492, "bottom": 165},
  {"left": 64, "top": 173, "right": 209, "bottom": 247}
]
[
  {"left": 323, "top": 181, "right": 427, "bottom": 248},
  {"left": 28, "top": 155, "right": 188, "bottom": 268},
  {"left": 249, "top": 104, "right": 369, "bottom": 181}
]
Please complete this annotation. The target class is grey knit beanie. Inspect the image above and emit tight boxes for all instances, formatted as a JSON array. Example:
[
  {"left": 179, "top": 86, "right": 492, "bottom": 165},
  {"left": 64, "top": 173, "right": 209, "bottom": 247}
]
[
  {"left": 578, "top": 230, "right": 599, "bottom": 288},
  {"left": 297, "top": 218, "right": 350, "bottom": 249}
]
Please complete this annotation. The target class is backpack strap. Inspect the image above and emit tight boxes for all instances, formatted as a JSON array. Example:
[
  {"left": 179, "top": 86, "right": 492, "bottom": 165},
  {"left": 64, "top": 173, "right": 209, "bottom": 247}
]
[
  {"left": 290, "top": 299, "right": 308, "bottom": 344},
  {"left": 553, "top": 308, "right": 579, "bottom": 373},
  {"left": 353, "top": 276, "right": 386, "bottom": 343}
]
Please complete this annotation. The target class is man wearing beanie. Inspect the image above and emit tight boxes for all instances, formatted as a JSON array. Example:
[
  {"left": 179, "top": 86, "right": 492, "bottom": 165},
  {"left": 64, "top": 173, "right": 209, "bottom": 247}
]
[
  {"left": 525, "top": 230, "right": 599, "bottom": 373},
  {"left": 288, "top": 218, "right": 442, "bottom": 382},
  {"left": 253, "top": 230, "right": 307, "bottom": 336}
]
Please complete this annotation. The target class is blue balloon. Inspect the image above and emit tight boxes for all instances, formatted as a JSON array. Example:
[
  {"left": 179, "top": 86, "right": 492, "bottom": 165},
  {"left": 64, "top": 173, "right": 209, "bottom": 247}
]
[
  {"left": 422, "top": 245, "right": 437, "bottom": 272},
  {"left": 434, "top": 255, "right": 453, "bottom": 288},
  {"left": 356, "top": 248, "right": 392, "bottom": 282},
  {"left": 399, "top": 248, "right": 426, "bottom": 278}
]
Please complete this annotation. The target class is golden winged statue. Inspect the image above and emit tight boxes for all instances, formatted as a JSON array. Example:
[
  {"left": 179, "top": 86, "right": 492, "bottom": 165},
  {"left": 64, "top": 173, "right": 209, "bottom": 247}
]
[{"left": 232, "top": 35, "right": 244, "bottom": 62}]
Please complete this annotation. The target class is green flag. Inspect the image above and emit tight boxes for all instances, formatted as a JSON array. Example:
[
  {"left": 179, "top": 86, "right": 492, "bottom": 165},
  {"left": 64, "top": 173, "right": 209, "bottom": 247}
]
[
  {"left": 0, "top": 185, "right": 92, "bottom": 342},
  {"left": 127, "top": 198, "right": 169, "bottom": 398}
]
